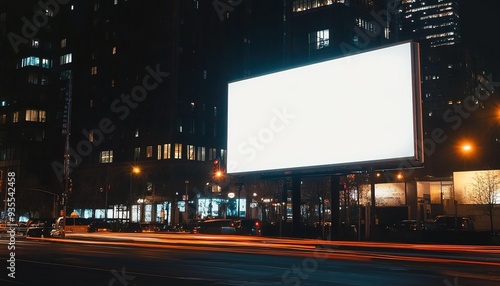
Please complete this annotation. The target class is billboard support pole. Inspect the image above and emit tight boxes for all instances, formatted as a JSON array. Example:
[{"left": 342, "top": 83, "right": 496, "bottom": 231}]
[
  {"left": 330, "top": 175, "right": 340, "bottom": 240},
  {"left": 291, "top": 176, "right": 301, "bottom": 237},
  {"left": 370, "top": 170, "right": 377, "bottom": 240}
]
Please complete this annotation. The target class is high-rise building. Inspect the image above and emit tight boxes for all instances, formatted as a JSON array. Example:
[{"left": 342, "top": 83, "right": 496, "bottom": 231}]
[
  {"left": 0, "top": 0, "right": 68, "bottom": 217},
  {"left": 398, "top": 0, "right": 486, "bottom": 176},
  {"left": 0, "top": 0, "right": 233, "bottom": 221}
]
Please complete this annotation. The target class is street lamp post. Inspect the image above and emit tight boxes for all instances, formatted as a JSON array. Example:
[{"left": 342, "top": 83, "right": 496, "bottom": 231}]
[
  {"left": 129, "top": 166, "right": 140, "bottom": 222},
  {"left": 184, "top": 180, "right": 189, "bottom": 222},
  {"left": 461, "top": 144, "right": 472, "bottom": 170}
]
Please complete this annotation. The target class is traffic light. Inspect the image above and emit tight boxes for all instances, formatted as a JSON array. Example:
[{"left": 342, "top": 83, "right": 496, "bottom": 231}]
[{"left": 213, "top": 158, "right": 221, "bottom": 177}]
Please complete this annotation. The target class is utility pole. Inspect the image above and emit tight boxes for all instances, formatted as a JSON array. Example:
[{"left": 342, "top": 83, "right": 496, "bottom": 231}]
[{"left": 62, "top": 78, "right": 72, "bottom": 229}]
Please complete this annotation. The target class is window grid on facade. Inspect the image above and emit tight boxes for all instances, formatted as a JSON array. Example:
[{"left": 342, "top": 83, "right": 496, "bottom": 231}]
[
  {"left": 309, "top": 29, "right": 330, "bottom": 50},
  {"left": 209, "top": 148, "right": 217, "bottom": 161},
  {"left": 60, "top": 53, "right": 72, "bottom": 65},
  {"left": 25, "top": 110, "right": 46, "bottom": 122},
  {"left": 100, "top": 150, "right": 113, "bottom": 163},
  {"left": 187, "top": 145, "right": 195, "bottom": 160},
  {"left": 174, "top": 144, "right": 182, "bottom": 159},
  {"left": 197, "top": 146, "right": 205, "bottom": 161},
  {"left": 163, "top": 143, "right": 171, "bottom": 159}
]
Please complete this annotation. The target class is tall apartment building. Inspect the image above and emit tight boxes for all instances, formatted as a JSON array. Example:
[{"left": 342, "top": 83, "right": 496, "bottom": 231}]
[
  {"left": 0, "top": 0, "right": 69, "bottom": 218},
  {"left": 287, "top": 0, "right": 396, "bottom": 66},
  {"left": 0, "top": 0, "right": 235, "bottom": 221},
  {"left": 398, "top": 0, "right": 489, "bottom": 175}
]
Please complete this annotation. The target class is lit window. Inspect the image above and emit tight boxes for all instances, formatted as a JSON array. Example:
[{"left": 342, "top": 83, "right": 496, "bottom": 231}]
[
  {"left": 91, "top": 66, "right": 98, "bottom": 75},
  {"left": 163, "top": 144, "right": 171, "bottom": 159},
  {"left": 21, "top": 56, "right": 40, "bottom": 67},
  {"left": 41, "top": 58, "right": 51, "bottom": 68},
  {"left": 221, "top": 149, "right": 226, "bottom": 161},
  {"left": 208, "top": 148, "right": 217, "bottom": 161},
  {"left": 187, "top": 145, "right": 195, "bottom": 160},
  {"left": 112, "top": 46, "right": 117, "bottom": 54},
  {"left": 38, "top": 110, "right": 46, "bottom": 122},
  {"left": 157, "top": 145, "right": 161, "bottom": 160},
  {"left": 197, "top": 146, "right": 205, "bottom": 161},
  {"left": 45, "top": 8, "right": 54, "bottom": 17},
  {"left": 31, "top": 39, "right": 39, "bottom": 48},
  {"left": 309, "top": 29, "right": 330, "bottom": 50},
  {"left": 61, "top": 38, "right": 67, "bottom": 48},
  {"left": 135, "top": 129, "right": 139, "bottom": 137},
  {"left": 146, "top": 146, "right": 153, "bottom": 158},
  {"left": 100, "top": 150, "right": 113, "bottom": 163},
  {"left": 89, "top": 130, "right": 94, "bottom": 142},
  {"left": 60, "top": 53, "right": 72, "bottom": 65},
  {"left": 174, "top": 144, "right": 182, "bottom": 159},
  {"left": 1, "top": 114, "right": 6, "bottom": 124},
  {"left": 13, "top": 112, "right": 19, "bottom": 123},
  {"left": 25, "top": 110, "right": 39, "bottom": 122}
]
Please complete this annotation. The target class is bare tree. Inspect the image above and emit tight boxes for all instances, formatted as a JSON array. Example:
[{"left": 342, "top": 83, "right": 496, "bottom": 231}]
[{"left": 467, "top": 170, "right": 500, "bottom": 233}]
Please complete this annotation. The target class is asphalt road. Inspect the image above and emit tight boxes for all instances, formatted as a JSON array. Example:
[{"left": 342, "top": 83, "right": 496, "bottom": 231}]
[{"left": 1, "top": 233, "right": 499, "bottom": 286}]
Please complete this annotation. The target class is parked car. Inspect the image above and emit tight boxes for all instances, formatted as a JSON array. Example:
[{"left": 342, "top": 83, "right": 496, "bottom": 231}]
[
  {"left": 197, "top": 219, "right": 236, "bottom": 234},
  {"left": 233, "top": 219, "right": 262, "bottom": 236},
  {"left": 387, "top": 220, "right": 423, "bottom": 231},
  {"left": 26, "top": 218, "right": 57, "bottom": 238},
  {"left": 432, "top": 215, "right": 474, "bottom": 231},
  {"left": 170, "top": 219, "right": 205, "bottom": 233},
  {"left": 88, "top": 220, "right": 113, "bottom": 232},
  {"left": 118, "top": 222, "right": 142, "bottom": 233}
]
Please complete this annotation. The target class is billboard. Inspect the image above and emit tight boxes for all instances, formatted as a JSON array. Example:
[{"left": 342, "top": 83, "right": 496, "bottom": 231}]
[{"left": 227, "top": 41, "right": 423, "bottom": 175}]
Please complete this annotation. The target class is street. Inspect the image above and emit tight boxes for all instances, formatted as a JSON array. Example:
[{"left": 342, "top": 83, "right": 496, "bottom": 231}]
[{"left": 1, "top": 233, "right": 500, "bottom": 285}]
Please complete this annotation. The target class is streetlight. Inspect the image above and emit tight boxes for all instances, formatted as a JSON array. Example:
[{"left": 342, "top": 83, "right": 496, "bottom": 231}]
[
  {"left": 461, "top": 143, "right": 472, "bottom": 170},
  {"left": 129, "top": 166, "right": 140, "bottom": 222},
  {"left": 184, "top": 180, "right": 189, "bottom": 223}
]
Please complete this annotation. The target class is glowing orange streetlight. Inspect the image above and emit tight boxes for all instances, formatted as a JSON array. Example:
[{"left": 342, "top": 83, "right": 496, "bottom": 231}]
[
  {"left": 462, "top": 144, "right": 472, "bottom": 152},
  {"left": 132, "top": 166, "right": 141, "bottom": 174},
  {"left": 130, "top": 166, "right": 141, "bottom": 221},
  {"left": 460, "top": 143, "right": 473, "bottom": 170}
]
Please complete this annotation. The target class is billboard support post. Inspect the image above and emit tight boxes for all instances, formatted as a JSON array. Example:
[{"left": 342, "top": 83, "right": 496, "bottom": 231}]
[
  {"left": 330, "top": 175, "right": 340, "bottom": 240},
  {"left": 370, "top": 170, "right": 377, "bottom": 240},
  {"left": 292, "top": 176, "right": 301, "bottom": 237}
]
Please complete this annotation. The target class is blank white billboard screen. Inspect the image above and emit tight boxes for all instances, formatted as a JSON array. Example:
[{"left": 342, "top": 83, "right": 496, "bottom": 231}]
[{"left": 227, "top": 42, "right": 421, "bottom": 175}]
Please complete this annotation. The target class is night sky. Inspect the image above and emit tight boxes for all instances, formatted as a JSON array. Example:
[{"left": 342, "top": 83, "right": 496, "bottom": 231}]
[{"left": 459, "top": 0, "right": 500, "bottom": 78}]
